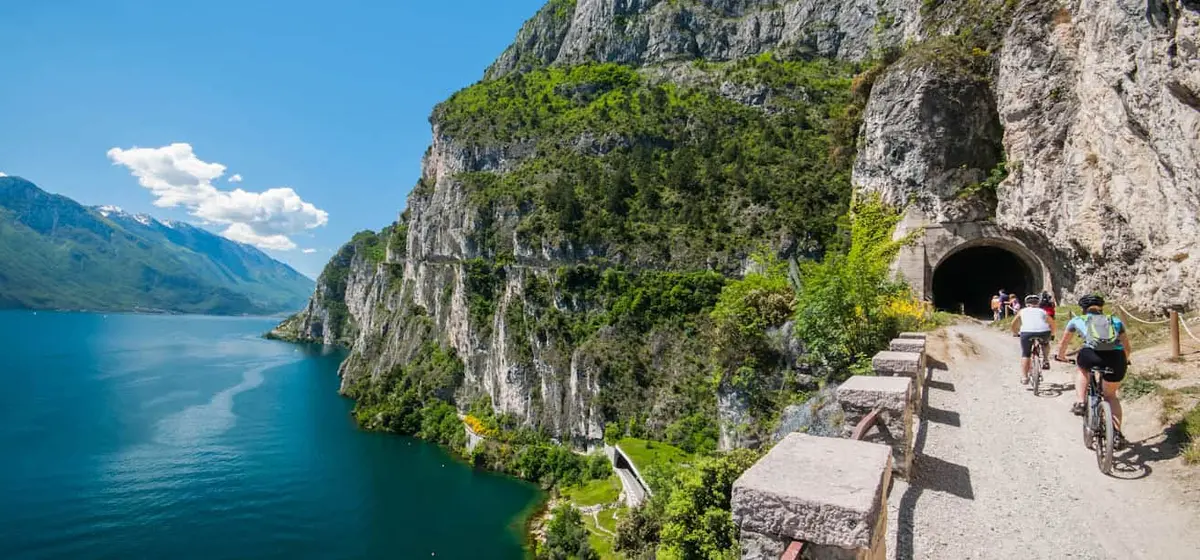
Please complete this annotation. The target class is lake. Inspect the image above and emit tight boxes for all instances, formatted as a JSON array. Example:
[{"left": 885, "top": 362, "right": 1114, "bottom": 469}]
[{"left": 0, "top": 311, "right": 541, "bottom": 559}]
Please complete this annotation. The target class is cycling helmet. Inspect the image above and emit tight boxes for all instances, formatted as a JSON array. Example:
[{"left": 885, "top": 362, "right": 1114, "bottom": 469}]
[
  {"left": 1024, "top": 294, "right": 1041, "bottom": 305},
  {"left": 1079, "top": 294, "right": 1105, "bottom": 309}
]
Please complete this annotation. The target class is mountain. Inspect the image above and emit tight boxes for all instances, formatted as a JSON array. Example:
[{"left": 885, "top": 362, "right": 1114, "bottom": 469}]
[
  {"left": 275, "top": 0, "right": 1199, "bottom": 456},
  {"left": 0, "top": 176, "right": 314, "bottom": 315}
]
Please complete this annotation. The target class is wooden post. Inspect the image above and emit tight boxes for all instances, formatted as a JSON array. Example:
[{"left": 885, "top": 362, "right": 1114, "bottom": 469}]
[{"left": 1170, "top": 310, "right": 1181, "bottom": 359}]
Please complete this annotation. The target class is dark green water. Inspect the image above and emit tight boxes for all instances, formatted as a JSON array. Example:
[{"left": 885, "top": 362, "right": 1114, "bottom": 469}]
[{"left": 0, "top": 311, "right": 541, "bottom": 559}]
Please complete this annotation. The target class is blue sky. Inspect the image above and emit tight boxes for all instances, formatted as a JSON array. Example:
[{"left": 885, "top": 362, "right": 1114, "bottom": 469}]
[{"left": 0, "top": 0, "right": 546, "bottom": 278}]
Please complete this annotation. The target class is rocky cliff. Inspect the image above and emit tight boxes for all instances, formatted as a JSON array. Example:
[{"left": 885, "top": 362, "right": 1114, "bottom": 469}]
[
  {"left": 280, "top": 0, "right": 1199, "bottom": 449},
  {"left": 854, "top": 0, "right": 1199, "bottom": 308}
]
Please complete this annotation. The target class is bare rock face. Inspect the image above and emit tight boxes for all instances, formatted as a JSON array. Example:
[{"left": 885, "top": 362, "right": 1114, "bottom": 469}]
[
  {"left": 850, "top": 0, "right": 1199, "bottom": 308},
  {"left": 994, "top": 0, "right": 1200, "bottom": 309},
  {"left": 488, "top": 0, "right": 926, "bottom": 78},
  {"left": 853, "top": 62, "right": 1005, "bottom": 224}
]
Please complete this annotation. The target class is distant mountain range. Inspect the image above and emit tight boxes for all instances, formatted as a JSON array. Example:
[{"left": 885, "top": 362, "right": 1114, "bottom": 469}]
[{"left": 0, "top": 176, "right": 314, "bottom": 315}]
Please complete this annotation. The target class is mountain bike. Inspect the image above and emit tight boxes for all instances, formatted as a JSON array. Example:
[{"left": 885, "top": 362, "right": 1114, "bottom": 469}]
[
  {"left": 1029, "top": 337, "right": 1047, "bottom": 396},
  {"left": 1014, "top": 333, "right": 1052, "bottom": 396},
  {"left": 1057, "top": 357, "right": 1115, "bottom": 475}
]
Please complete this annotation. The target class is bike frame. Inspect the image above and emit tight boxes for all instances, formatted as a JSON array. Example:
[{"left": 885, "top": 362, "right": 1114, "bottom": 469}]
[{"left": 1087, "top": 367, "right": 1106, "bottom": 412}]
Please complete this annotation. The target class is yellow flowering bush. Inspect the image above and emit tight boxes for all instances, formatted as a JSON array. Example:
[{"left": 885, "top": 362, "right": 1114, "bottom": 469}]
[
  {"left": 463, "top": 414, "right": 498, "bottom": 438},
  {"left": 883, "top": 292, "right": 936, "bottom": 332}
]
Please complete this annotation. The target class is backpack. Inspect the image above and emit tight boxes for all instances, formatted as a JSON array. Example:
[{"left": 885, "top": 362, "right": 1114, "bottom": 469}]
[{"left": 1083, "top": 314, "right": 1120, "bottom": 351}]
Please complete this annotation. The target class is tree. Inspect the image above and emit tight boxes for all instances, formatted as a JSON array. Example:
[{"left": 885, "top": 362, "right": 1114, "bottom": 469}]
[
  {"left": 541, "top": 505, "right": 598, "bottom": 560},
  {"left": 606, "top": 158, "right": 635, "bottom": 217},
  {"left": 656, "top": 450, "right": 759, "bottom": 560}
]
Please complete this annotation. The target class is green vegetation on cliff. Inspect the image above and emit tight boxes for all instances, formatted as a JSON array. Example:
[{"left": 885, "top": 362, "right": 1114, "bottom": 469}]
[{"left": 436, "top": 56, "right": 865, "bottom": 267}]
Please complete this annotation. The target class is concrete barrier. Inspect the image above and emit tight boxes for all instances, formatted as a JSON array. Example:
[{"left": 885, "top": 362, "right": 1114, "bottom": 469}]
[
  {"left": 732, "top": 434, "right": 891, "bottom": 560},
  {"left": 837, "top": 376, "right": 914, "bottom": 478},
  {"left": 872, "top": 350, "right": 924, "bottom": 416}
]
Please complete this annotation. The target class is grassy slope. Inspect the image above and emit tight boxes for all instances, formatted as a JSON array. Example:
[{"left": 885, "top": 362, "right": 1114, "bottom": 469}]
[
  {"left": 617, "top": 437, "right": 690, "bottom": 475},
  {"left": 561, "top": 476, "right": 622, "bottom": 507}
]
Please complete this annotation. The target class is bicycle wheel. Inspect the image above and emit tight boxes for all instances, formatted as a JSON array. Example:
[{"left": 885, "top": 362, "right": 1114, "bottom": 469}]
[
  {"left": 1097, "top": 401, "right": 1115, "bottom": 475},
  {"left": 1030, "top": 346, "right": 1042, "bottom": 396},
  {"left": 1082, "top": 400, "right": 1095, "bottom": 450}
]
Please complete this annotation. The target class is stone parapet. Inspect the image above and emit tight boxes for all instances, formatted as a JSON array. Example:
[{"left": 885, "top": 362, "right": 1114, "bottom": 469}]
[
  {"left": 889, "top": 338, "right": 926, "bottom": 354},
  {"left": 872, "top": 350, "right": 924, "bottom": 416},
  {"left": 837, "top": 376, "right": 914, "bottom": 478},
  {"left": 898, "top": 332, "right": 928, "bottom": 340},
  {"left": 732, "top": 434, "right": 891, "bottom": 560}
]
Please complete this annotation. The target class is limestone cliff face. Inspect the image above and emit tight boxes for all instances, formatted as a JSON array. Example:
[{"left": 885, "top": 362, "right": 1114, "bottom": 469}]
[
  {"left": 854, "top": 0, "right": 1200, "bottom": 309},
  {"left": 487, "top": 0, "right": 925, "bottom": 78},
  {"left": 997, "top": 0, "right": 1199, "bottom": 308},
  {"left": 284, "top": 0, "right": 1199, "bottom": 449}
]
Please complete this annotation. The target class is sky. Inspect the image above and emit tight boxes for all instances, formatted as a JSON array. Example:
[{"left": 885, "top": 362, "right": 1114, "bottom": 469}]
[{"left": 0, "top": 0, "right": 546, "bottom": 277}]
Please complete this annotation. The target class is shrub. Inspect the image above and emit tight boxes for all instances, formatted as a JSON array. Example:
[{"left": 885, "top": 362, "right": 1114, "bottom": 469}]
[
  {"left": 792, "top": 195, "right": 916, "bottom": 378},
  {"left": 540, "top": 504, "right": 597, "bottom": 560},
  {"left": 614, "top": 449, "right": 760, "bottom": 558}
]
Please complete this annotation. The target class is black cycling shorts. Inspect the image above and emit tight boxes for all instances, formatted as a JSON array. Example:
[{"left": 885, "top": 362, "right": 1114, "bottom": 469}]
[
  {"left": 1077, "top": 348, "right": 1128, "bottom": 382},
  {"left": 1019, "top": 332, "right": 1051, "bottom": 358}
]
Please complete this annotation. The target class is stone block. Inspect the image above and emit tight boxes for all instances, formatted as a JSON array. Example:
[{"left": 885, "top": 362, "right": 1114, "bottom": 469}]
[
  {"left": 739, "top": 530, "right": 791, "bottom": 560},
  {"left": 871, "top": 351, "right": 922, "bottom": 376},
  {"left": 837, "top": 376, "right": 914, "bottom": 478},
  {"left": 889, "top": 338, "right": 926, "bottom": 354},
  {"left": 871, "top": 351, "right": 924, "bottom": 417},
  {"left": 898, "top": 332, "right": 927, "bottom": 340},
  {"left": 732, "top": 434, "right": 891, "bottom": 554},
  {"left": 836, "top": 376, "right": 912, "bottom": 412}
]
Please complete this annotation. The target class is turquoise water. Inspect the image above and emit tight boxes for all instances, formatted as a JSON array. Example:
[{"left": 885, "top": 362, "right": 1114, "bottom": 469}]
[{"left": 0, "top": 311, "right": 541, "bottom": 559}]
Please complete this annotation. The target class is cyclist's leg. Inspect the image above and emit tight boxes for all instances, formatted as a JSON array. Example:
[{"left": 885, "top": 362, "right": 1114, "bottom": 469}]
[
  {"left": 1038, "top": 334, "right": 1052, "bottom": 368},
  {"left": 1100, "top": 351, "right": 1128, "bottom": 433},
  {"left": 1075, "top": 348, "right": 1101, "bottom": 412},
  {"left": 1018, "top": 333, "right": 1034, "bottom": 381}
]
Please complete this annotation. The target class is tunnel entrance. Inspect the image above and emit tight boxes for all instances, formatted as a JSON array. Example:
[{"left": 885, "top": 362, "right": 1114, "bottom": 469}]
[{"left": 932, "top": 245, "right": 1037, "bottom": 317}]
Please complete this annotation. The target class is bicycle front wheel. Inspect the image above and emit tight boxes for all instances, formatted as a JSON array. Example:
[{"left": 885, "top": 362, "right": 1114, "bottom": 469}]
[
  {"left": 1083, "top": 402, "right": 1095, "bottom": 450},
  {"left": 1097, "top": 401, "right": 1115, "bottom": 475}
]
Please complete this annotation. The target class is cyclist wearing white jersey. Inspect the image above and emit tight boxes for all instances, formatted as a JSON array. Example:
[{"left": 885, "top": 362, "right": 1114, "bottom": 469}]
[{"left": 1010, "top": 294, "right": 1055, "bottom": 385}]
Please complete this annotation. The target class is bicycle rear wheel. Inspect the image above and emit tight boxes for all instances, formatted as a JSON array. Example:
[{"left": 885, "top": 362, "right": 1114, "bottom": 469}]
[
  {"left": 1097, "top": 401, "right": 1115, "bottom": 475},
  {"left": 1030, "top": 345, "right": 1042, "bottom": 396}
]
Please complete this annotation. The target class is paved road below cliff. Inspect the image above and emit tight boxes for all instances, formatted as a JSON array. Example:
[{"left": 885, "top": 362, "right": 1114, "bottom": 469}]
[{"left": 886, "top": 322, "right": 1200, "bottom": 560}]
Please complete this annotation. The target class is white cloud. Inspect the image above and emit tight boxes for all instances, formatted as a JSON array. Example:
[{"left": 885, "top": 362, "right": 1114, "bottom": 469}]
[
  {"left": 302, "top": 248, "right": 317, "bottom": 254},
  {"left": 228, "top": 174, "right": 243, "bottom": 183},
  {"left": 0, "top": 172, "right": 7, "bottom": 177},
  {"left": 107, "top": 143, "right": 328, "bottom": 251}
]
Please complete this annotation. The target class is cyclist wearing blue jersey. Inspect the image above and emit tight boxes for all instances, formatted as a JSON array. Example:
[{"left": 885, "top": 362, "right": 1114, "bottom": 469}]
[{"left": 1055, "top": 295, "right": 1132, "bottom": 446}]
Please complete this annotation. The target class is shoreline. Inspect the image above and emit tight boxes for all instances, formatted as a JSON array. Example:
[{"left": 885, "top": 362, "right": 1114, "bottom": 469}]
[{"left": 0, "top": 307, "right": 300, "bottom": 319}]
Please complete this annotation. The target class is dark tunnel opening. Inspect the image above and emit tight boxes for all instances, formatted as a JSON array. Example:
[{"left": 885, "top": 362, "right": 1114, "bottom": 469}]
[{"left": 932, "top": 245, "right": 1037, "bottom": 317}]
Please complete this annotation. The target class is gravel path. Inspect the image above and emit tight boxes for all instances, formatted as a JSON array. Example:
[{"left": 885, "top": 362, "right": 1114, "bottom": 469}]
[{"left": 886, "top": 322, "right": 1200, "bottom": 560}]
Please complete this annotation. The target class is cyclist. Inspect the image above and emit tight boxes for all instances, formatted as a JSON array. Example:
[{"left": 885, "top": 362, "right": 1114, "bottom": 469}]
[
  {"left": 1055, "top": 294, "right": 1132, "bottom": 447},
  {"left": 1039, "top": 291, "right": 1056, "bottom": 320},
  {"left": 1011, "top": 294, "right": 1055, "bottom": 384},
  {"left": 1007, "top": 294, "right": 1022, "bottom": 316}
]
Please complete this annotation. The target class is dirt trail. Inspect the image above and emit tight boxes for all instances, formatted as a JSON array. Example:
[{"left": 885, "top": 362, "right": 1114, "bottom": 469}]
[{"left": 885, "top": 322, "right": 1200, "bottom": 560}]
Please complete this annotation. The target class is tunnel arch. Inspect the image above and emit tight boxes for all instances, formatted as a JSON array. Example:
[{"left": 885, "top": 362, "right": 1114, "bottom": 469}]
[{"left": 931, "top": 238, "right": 1044, "bottom": 317}]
